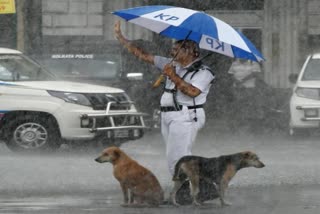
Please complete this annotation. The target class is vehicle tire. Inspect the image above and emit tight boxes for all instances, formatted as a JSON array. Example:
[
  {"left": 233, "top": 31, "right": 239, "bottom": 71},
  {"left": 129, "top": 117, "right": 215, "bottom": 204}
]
[{"left": 3, "top": 114, "right": 62, "bottom": 153}]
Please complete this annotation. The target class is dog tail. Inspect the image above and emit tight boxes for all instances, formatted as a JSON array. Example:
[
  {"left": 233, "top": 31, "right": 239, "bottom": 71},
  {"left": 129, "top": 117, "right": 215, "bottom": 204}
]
[{"left": 172, "top": 161, "right": 183, "bottom": 181}]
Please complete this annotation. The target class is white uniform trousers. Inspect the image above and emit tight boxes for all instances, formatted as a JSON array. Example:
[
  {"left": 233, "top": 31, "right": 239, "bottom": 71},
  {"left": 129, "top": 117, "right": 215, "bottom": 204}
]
[{"left": 161, "top": 106, "right": 205, "bottom": 175}]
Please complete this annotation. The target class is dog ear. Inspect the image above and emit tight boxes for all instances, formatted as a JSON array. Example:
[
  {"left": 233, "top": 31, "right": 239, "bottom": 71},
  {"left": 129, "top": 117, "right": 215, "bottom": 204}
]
[
  {"left": 243, "top": 151, "right": 252, "bottom": 159},
  {"left": 113, "top": 149, "right": 121, "bottom": 159}
]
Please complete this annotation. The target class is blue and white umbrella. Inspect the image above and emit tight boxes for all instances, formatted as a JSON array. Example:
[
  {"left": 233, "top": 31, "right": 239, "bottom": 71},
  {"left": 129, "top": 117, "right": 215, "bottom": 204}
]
[{"left": 113, "top": 5, "right": 265, "bottom": 62}]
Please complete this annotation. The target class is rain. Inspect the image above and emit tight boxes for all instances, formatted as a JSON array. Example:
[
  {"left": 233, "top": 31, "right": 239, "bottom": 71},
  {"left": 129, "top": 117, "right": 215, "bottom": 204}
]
[{"left": 1, "top": 0, "right": 320, "bottom": 213}]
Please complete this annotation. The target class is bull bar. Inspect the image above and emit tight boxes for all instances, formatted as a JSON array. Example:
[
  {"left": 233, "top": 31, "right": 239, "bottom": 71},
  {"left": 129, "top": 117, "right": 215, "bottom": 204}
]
[
  {"left": 80, "top": 101, "right": 149, "bottom": 133},
  {"left": 296, "top": 105, "right": 320, "bottom": 121}
]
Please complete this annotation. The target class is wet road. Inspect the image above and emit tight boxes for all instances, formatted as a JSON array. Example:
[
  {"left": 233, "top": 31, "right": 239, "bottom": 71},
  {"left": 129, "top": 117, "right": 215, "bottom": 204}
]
[
  {"left": 1, "top": 185, "right": 320, "bottom": 214},
  {"left": 1, "top": 125, "right": 320, "bottom": 213}
]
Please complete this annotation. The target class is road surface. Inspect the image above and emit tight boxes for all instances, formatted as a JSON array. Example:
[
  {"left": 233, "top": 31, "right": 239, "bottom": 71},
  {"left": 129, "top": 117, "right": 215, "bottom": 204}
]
[{"left": 1, "top": 125, "right": 320, "bottom": 213}]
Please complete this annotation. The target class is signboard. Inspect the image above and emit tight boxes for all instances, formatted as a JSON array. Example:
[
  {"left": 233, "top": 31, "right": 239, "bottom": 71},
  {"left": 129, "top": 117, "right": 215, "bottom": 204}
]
[{"left": 0, "top": 0, "right": 16, "bottom": 14}]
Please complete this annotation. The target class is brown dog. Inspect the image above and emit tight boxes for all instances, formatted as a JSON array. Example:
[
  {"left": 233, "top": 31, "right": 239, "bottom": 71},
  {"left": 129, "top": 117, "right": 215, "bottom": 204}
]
[
  {"left": 171, "top": 151, "right": 265, "bottom": 206},
  {"left": 95, "top": 146, "right": 164, "bottom": 207}
]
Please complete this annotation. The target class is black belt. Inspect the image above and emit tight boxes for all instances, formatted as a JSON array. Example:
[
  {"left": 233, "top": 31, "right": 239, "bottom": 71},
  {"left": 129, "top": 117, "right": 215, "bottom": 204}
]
[{"left": 160, "top": 105, "right": 204, "bottom": 112}]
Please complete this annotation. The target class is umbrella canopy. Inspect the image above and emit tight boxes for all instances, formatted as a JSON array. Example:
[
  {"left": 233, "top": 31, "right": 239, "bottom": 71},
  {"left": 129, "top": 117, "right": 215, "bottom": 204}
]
[{"left": 113, "top": 5, "right": 265, "bottom": 62}]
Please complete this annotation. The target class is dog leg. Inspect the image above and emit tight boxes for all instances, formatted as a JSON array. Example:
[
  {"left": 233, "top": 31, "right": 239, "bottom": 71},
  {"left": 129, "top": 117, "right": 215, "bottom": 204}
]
[
  {"left": 217, "top": 182, "right": 232, "bottom": 207},
  {"left": 120, "top": 183, "right": 129, "bottom": 206},
  {"left": 189, "top": 175, "right": 202, "bottom": 206},
  {"left": 129, "top": 189, "right": 134, "bottom": 204},
  {"left": 171, "top": 180, "right": 184, "bottom": 206}
]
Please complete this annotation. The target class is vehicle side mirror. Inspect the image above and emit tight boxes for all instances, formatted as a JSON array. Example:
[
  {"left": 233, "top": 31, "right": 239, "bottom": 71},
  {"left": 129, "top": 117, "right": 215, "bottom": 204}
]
[
  {"left": 126, "top": 72, "right": 143, "bottom": 81},
  {"left": 288, "top": 73, "right": 298, "bottom": 84}
]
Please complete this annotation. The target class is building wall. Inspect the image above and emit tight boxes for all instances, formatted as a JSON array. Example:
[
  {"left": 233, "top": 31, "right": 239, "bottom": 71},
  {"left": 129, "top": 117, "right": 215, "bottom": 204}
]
[
  {"left": 0, "top": 14, "right": 16, "bottom": 48},
  {"left": 103, "top": 0, "right": 152, "bottom": 41},
  {"left": 40, "top": 0, "right": 320, "bottom": 88},
  {"left": 263, "top": 0, "right": 308, "bottom": 88},
  {"left": 207, "top": 1, "right": 313, "bottom": 88},
  {"left": 41, "top": 0, "right": 151, "bottom": 40},
  {"left": 42, "top": 0, "right": 104, "bottom": 36},
  {"left": 308, "top": 0, "right": 320, "bottom": 35}
]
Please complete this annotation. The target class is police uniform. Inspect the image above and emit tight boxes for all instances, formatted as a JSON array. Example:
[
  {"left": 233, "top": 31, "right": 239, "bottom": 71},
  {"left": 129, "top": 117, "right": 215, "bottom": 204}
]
[{"left": 154, "top": 56, "right": 215, "bottom": 175}]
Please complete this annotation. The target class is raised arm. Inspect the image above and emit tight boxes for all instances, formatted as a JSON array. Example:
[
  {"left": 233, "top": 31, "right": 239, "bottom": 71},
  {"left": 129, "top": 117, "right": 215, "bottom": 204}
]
[{"left": 114, "top": 21, "right": 154, "bottom": 65}]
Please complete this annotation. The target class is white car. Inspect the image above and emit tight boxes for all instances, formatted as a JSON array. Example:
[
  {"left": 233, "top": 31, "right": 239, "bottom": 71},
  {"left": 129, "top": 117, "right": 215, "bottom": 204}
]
[
  {"left": 289, "top": 53, "right": 320, "bottom": 135},
  {"left": 0, "top": 48, "right": 147, "bottom": 152}
]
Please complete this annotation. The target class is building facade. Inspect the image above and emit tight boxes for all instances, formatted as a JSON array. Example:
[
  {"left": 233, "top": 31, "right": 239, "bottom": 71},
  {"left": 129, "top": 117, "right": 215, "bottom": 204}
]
[{"left": 1, "top": 0, "right": 319, "bottom": 88}]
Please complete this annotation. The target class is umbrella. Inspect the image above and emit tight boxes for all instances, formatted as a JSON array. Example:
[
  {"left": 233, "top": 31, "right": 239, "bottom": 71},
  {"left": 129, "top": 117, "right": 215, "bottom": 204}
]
[
  {"left": 112, "top": 5, "right": 265, "bottom": 87},
  {"left": 113, "top": 5, "right": 264, "bottom": 62}
]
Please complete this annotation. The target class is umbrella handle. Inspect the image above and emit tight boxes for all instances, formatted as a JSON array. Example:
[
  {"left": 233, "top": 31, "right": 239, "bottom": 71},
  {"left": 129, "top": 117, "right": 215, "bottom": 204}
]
[
  {"left": 152, "top": 31, "right": 193, "bottom": 89},
  {"left": 152, "top": 74, "right": 165, "bottom": 88}
]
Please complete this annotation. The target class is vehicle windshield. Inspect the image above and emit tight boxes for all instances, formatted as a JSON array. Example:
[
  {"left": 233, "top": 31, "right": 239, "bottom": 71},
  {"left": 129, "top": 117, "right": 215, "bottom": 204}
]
[
  {"left": 301, "top": 58, "right": 320, "bottom": 80},
  {"left": 0, "top": 54, "right": 55, "bottom": 81},
  {"left": 38, "top": 54, "right": 120, "bottom": 80}
]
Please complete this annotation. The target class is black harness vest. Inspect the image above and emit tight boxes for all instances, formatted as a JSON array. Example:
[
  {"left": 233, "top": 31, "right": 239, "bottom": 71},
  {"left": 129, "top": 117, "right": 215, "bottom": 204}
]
[{"left": 163, "top": 61, "right": 214, "bottom": 121}]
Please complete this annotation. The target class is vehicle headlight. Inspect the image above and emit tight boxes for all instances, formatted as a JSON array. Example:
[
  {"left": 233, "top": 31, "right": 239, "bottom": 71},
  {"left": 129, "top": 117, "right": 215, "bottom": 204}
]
[
  {"left": 47, "top": 90, "right": 91, "bottom": 106},
  {"left": 295, "top": 87, "right": 320, "bottom": 100}
]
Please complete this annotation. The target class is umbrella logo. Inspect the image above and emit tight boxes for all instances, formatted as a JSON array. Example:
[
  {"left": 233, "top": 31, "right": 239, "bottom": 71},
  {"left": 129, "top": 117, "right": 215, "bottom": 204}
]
[
  {"left": 154, "top": 13, "right": 179, "bottom": 22},
  {"left": 201, "top": 35, "right": 233, "bottom": 57},
  {"left": 206, "top": 38, "right": 225, "bottom": 51}
]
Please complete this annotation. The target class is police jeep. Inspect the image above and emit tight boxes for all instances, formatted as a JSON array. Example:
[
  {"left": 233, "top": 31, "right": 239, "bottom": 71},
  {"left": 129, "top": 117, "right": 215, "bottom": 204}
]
[
  {"left": 0, "top": 47, "right": 147, "bottom": 152},
  {"left": 32, "top": 42, "right": 162, "bottom": 129}
]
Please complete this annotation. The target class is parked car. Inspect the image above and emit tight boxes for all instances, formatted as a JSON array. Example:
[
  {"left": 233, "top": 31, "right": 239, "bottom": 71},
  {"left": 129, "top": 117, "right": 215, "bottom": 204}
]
[
  {"left": 0, "top": 47, "right": 147, "bottom": 152},
  {"left": 289, "top": 53, "right": 320, "bottom": 135},
  {"left": 31, "top": 43, "right": 162, "bottom": 129}
]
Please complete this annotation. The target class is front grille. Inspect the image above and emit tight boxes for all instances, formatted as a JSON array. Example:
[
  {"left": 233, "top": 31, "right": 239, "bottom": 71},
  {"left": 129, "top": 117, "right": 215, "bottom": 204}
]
[
  {"left": 94, "top": 115, "right": 143, "bottom": 128},
  {"left": 85, "top": 93, "right": 131, "bottom": 110}
]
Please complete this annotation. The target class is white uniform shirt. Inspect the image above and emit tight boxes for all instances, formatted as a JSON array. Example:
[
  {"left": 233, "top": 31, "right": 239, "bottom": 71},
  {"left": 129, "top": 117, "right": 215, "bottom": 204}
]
[
  {"left": 228, "top": 60, "right": 261, "bottom": 88},
  {"left": 154, "top": 56, "right": 215, "bottom": 107}
]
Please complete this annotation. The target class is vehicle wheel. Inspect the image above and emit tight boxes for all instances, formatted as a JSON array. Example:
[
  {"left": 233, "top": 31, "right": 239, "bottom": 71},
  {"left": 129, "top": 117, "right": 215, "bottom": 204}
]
[{"left": 4, "top": 115, "right": 61, "bottom": 153}]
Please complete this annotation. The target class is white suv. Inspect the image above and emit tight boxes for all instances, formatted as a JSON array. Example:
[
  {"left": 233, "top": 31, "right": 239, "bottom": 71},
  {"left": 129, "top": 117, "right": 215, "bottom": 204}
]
[
  {"left": 289, "top": 53, "right": 320, "bottom": 135},
  {"left": 0, "top": 48, "right": 147, "bottom": 152}
]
